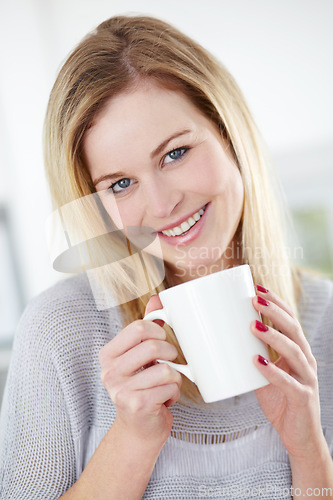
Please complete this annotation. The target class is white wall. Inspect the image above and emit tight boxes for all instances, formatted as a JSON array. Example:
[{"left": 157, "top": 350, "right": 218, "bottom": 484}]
[{"left": 0, "top": 0, "right": 332, "bottom": 311}]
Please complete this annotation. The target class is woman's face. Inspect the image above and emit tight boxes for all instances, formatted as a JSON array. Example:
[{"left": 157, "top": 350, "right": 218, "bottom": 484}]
[{"left": 83, "top": 81, "right": 244, "bottom": 283}]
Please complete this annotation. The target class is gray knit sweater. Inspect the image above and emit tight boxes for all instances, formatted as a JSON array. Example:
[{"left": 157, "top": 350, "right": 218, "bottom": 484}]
[{"left": 0, "top": 271, "right": 332, "bottom": 499}]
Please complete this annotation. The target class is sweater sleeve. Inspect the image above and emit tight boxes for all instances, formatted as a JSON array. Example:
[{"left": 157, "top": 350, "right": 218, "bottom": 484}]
[
  {"left": 0, "top": 300, "right": 77, "bottom": 499},
  {"left": 299, "top": 273, "right": 333, "bottom": 457},
  {"left": 316, "top": 277, "right": 333, "bottom": 457}
]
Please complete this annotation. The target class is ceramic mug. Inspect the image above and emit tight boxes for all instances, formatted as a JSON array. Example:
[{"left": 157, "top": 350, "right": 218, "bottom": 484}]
[{"left": 143, "top": 264, "right": 269, "bottom": 403}]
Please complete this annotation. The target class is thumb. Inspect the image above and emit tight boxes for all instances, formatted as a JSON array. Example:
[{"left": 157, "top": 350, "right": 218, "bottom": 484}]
[{"left": 145, "top": 294, "right": 164, "bottom": 327}]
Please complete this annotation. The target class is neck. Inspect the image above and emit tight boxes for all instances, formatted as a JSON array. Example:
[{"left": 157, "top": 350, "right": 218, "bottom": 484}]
[{"left": 165, "top": 256, "right": 243, "bottom": 287}]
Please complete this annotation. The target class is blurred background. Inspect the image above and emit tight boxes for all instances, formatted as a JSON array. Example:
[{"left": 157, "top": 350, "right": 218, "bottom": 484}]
[{"left": 0, "top": 0, "right": 332, "bottom": 405}]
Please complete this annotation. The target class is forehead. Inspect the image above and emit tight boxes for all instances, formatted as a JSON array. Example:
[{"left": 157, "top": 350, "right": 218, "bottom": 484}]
[{"left": 84, "top": 81, "right": 209, "bottom": 148}]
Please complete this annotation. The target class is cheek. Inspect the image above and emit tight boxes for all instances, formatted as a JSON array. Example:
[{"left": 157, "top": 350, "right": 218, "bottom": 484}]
[
  {"left": 221, "top": 169, "right": 244, "bottom": 225},
  {"left": 185, "top": 155, "right": 223, "bottom": 195},
  {"left": 111, "top": 199, "right": 147, "bottom": 230},
  {"left": 98, "top": 190, "right": 126, "bottom": 229},
  {"left": 229, "top": 168, "right": 244, "bottom": 207},
  {"left": 189, "top": 150, "right": 243, "bottom": 200}
]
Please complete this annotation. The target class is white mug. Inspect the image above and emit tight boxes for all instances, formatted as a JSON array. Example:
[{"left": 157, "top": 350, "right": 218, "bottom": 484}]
[{"left": 143, "top": 264, "right": 269, "bottom": 403}]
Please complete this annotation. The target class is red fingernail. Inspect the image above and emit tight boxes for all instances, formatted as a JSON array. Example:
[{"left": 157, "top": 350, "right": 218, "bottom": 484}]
[
  {"left": 258, "top": 355, "right": 269, "bottom": 366},
  {"left": 257, "top": 296, "right": 269, "bottom": 306},
  {"left": 256, "top": 284, "right": 268, "bottom": 293},
  {"left": 255, "top": 320, "right": 269, "bottom": 332}
]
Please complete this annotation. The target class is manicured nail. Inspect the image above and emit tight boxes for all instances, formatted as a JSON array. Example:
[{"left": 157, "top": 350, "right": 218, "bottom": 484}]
[
  {"left": 256, "top": 284, "right": 268, "bottom": 293},
  {"left": 257, "top": 296, "right": 269, "bottom": 307},
  {"left": 255, "top": 320, "right": 269, "bottom": 332},
  {"left": 258, "top": 355, "right": 269, "bottom": 366}
]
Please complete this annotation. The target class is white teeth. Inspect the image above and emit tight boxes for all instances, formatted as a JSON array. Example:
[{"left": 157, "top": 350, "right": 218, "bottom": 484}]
[
  {"left": 180, "top": 221, "right": 190, "bottom": 232},
  {"left": 161, "top": 205, "right": 207, "bottom": 236}
]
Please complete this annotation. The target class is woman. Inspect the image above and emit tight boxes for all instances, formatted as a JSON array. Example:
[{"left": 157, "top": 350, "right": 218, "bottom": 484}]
[{"left": 1, "top": 15, "right": 332, "bottom": 499}]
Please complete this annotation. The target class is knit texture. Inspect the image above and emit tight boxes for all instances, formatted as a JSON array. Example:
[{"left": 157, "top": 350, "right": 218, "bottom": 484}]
[{"left": 0, "top": 271, "right": 332, "bottom": 499}]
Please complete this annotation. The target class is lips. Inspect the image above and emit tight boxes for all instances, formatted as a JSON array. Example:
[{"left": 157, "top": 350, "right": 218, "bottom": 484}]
[
  {"left": 156, "top": 204, "right": 207, "bottom": 233},
  {"left": 161, "top": 204, "right": 207, "bottom": 237},
  {"left": 156, "top": 202, "right": 210, "bottom": 246}
]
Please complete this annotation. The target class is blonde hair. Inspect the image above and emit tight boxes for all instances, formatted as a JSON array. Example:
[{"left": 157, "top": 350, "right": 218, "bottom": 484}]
[{"left": 44, "top": 15, "right": 301, "bottom": 403}]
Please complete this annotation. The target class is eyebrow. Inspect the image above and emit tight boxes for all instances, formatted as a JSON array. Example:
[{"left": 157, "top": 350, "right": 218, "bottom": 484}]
[
  {"left": 150, "top": 128, "right": 192, "bottom": 159},
  {"left": 92, "top": 128, "right": 192, "bottom": 186}
]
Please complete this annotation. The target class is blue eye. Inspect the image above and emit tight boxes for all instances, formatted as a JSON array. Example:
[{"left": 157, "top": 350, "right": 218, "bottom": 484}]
[
  {"left": 163, "top": 147, "right": 188, "bottom": 165},
  {"left": 108, "top": 147, "right": 189, "bottom": 195},
  {"left": 109, "top": 178, "right": 133, "bottom": 194}
]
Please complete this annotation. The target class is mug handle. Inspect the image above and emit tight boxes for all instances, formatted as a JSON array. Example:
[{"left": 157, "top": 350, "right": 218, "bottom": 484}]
[{"left": 143, "top": 309, "right": 195, "bottom": 383}]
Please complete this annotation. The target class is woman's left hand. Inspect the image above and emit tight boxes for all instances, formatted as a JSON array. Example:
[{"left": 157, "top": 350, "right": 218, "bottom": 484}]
[{"left": 251, "top": 285, "right": 325, "bottom": 461}]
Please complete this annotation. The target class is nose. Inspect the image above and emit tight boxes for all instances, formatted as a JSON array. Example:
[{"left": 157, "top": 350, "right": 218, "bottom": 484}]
[{"left": 143, "top": 176, "right": 183, "bottom": 219}]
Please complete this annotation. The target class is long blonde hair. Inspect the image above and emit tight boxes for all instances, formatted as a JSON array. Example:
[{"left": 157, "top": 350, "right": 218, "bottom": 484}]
[{"left": 44, "top": 15, "right": 301, "bottom": 403}]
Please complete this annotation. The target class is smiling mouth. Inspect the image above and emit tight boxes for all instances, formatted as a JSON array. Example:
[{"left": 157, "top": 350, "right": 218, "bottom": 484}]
[{"left": 158, "top": 204, "right": 208, "bottom": 237}]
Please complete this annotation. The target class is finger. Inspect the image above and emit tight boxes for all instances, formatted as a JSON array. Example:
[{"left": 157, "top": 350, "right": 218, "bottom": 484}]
[
  {"left": 251, "top": 321, "right": 315, "bottom": 384},
  {"left": 254, "top": 355, "right": 313, "bottom": 405},
  {"left": 164, "top": 385, "right": 182, "bottom": 407},
  {"left": 118, "top": 339, "right": 178, "bottom": 375},
  {"left": 128, "top": 362, "right": 182, "bottom": 391},
  {"left": 145, "top": 294, "right": 165, "bottom": 328},
  {"left": 256, "top": 284, "right": 295, "bottom": 318},
  {"left": 100, "top": 319, "right": 166, "bottom": 361},
  {"left": 145, "top": 294, "right": 163, "bottom": 315},
  {"left": 152, "top": 382, "right": 181, "bottom": 407},
  {"left": 136, "top": 383, "right": 181, "bottom": 410},
  {"left": 252, "top": 295, "right": 315, "bottom": 367},
  {"left": 113, "top": 383, "right": 181, "bottom": 413}
]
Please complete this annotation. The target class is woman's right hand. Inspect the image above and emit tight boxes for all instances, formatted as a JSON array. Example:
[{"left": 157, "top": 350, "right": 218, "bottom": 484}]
[{"left": 99, "top": 295, "right": 182, "bottom": 444}]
